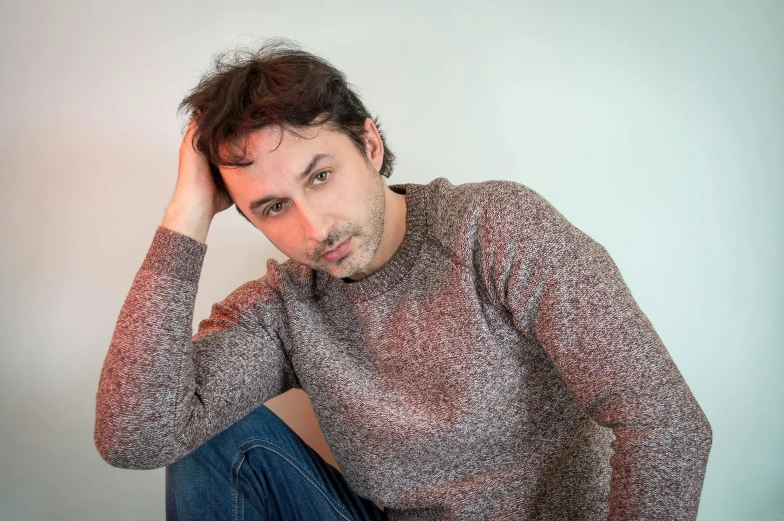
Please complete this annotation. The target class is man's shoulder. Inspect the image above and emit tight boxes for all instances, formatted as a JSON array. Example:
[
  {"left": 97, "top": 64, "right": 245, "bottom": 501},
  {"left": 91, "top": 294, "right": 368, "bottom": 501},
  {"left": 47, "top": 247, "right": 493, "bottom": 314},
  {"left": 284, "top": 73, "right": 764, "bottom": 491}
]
[
  {"left": 419, "top": 175, "right": 548, "bottom": 212},
  {"left": 419, "top": 177, "right": 552, "bottom": 240},
  {"left": 213, "top": 257, "right": 319, "bottom": 320},
  {"left": 265, "top": 257, "right": 318, "bottom": 292}
]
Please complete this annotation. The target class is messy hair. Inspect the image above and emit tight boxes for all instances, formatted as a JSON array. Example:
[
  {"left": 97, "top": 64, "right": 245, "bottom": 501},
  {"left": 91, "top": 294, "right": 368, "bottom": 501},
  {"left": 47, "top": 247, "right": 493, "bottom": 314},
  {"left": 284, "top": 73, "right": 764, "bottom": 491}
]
[{"left": 177, "top": 38, "right": 396, "bottom": 223}]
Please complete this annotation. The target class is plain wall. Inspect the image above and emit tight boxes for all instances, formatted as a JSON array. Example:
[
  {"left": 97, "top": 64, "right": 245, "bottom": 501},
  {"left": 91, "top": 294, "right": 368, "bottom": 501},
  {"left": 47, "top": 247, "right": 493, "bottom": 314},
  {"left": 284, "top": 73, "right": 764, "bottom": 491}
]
[{"left": 1, "top": 1, "right": 781, "bottom": 519}]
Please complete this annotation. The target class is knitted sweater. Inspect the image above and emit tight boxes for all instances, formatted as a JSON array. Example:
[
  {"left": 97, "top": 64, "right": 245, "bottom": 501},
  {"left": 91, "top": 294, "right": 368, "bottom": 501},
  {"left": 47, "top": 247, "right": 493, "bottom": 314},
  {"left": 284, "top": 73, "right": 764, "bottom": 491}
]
[{"left": 95, "top": 177, "right": 712, "bottom": 520}]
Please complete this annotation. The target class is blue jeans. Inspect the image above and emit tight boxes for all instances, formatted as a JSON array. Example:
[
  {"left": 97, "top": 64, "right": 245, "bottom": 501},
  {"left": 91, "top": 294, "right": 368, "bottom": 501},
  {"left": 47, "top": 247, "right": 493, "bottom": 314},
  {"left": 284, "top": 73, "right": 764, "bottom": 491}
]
[{"left": 165, "top": 403, "right": 389, "bottom": 521}]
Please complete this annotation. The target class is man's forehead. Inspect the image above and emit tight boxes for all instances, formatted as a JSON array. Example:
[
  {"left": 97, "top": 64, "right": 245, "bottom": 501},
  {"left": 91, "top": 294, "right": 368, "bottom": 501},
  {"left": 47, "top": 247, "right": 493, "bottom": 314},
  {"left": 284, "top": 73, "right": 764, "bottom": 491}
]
[
  {"left": 218, "top": 126, "right": 311, "bottom": 176},
  {"left": 244, "top": 124, "right": 331, "bottom": 160}
]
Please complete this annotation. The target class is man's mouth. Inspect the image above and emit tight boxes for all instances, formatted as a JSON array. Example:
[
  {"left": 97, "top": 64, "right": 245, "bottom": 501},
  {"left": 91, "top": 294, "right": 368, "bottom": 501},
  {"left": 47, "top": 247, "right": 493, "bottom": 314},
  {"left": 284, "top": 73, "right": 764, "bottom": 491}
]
[{"left": 321, "top": 237, "right": 352, "bottom": 262}]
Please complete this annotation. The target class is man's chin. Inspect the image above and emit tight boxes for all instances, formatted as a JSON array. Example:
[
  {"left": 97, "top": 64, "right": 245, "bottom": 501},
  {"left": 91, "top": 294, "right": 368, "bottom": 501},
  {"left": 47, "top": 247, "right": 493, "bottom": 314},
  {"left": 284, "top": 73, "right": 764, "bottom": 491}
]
[
  {"left": 305, "top": 255, "right": 354, "bottom": 278},
  {"left": 323, "top": 261, "right": 360, "bottom": 279}
]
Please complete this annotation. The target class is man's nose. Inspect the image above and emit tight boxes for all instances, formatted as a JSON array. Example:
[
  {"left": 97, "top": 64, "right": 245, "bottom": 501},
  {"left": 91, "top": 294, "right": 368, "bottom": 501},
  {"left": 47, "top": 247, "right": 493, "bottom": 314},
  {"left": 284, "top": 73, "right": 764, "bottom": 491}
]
[{"left": 297, "top": 204, "right": 330, "bottom": 243}]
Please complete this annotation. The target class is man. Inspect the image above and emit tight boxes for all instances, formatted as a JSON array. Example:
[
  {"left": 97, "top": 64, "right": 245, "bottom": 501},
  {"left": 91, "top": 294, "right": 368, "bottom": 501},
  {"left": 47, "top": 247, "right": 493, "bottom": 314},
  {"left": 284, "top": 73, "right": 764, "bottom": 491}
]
[{"left": 94, "top": 40, "right": 712, "bottom": 520}]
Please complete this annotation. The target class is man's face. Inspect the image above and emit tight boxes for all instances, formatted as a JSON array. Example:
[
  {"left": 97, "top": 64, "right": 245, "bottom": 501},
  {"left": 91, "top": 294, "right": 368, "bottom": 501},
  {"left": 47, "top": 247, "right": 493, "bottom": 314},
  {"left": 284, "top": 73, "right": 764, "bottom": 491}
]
[{"left": 220, "top": 120, "right": 387, "bottom": 279}]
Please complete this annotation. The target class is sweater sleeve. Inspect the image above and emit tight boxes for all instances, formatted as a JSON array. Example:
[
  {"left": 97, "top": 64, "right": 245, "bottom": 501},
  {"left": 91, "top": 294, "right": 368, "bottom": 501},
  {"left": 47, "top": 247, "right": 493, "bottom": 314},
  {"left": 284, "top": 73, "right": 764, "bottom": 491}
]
[
  {"left": 476, "top": 181, "right": 712, "bottom": 520},
  {"left": 94, "top": 226, "right": 300, "bottom": 470}
]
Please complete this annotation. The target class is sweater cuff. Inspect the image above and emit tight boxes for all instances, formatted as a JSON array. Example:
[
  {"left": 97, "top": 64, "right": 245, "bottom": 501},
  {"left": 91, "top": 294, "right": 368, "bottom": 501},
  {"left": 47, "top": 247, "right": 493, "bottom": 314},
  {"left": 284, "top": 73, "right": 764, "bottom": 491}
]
[{"left": 140, "top": 226, "right": 208, "bottom": 283}]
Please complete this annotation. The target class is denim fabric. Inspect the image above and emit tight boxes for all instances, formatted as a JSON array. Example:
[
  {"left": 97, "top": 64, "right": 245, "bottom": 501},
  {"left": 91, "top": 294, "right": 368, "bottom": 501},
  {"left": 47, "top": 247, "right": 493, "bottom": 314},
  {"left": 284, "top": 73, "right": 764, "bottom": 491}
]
[{"left": 165, "top": 404, "right": 388, "bottom": 521}]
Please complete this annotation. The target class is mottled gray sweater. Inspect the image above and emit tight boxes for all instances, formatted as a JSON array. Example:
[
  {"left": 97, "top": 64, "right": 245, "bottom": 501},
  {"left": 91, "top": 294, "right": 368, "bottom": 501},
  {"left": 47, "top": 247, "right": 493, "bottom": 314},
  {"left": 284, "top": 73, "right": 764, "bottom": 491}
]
[{"left": 95, "top": 177, "right": 712, "bottom": 520}]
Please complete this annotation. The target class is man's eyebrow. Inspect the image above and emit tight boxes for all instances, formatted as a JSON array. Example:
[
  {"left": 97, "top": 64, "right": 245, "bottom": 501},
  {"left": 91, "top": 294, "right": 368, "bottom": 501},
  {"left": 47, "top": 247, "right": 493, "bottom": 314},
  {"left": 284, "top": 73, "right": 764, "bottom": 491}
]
[{"left": 248, "top": 153, "right": 333, "bottom": 213}]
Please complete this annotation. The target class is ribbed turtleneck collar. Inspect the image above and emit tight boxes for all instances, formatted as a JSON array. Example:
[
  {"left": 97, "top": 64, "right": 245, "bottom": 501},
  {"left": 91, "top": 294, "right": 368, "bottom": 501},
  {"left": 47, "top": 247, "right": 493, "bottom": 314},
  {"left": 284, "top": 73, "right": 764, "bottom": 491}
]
[{"left": 322, "top": 181, "right": 428, "bottom": 304}]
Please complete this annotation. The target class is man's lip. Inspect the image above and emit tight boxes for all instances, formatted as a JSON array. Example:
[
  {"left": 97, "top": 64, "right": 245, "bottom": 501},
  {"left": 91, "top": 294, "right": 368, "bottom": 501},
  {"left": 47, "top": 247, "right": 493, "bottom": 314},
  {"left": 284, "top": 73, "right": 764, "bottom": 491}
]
[{"left": 321, "top": 237, "right": 352, "bottom": 261}]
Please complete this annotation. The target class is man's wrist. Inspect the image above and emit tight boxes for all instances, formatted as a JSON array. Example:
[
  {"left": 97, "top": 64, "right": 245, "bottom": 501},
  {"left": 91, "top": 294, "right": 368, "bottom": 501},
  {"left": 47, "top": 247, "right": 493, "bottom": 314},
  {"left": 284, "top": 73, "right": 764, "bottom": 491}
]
[{"left": 161, "top": 197, "right": 214, "bottom": 244}]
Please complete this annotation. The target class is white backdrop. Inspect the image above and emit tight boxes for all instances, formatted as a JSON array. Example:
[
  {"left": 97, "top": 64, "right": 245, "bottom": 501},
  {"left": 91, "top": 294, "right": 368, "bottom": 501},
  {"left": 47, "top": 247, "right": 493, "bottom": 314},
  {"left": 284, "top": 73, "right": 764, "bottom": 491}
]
[{"left": 1, "top": 1, "right": 781, "bottom": 519}]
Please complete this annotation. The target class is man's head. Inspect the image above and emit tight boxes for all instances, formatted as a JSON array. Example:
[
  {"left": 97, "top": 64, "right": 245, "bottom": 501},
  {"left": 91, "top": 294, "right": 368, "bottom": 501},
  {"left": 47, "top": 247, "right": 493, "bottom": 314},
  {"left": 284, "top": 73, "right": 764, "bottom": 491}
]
[
  {"left": 218, "top": 117, "right": 390, "bottom": 279},
  {"left": 177, "top": 40, "right": 397, "bottom": 279}
]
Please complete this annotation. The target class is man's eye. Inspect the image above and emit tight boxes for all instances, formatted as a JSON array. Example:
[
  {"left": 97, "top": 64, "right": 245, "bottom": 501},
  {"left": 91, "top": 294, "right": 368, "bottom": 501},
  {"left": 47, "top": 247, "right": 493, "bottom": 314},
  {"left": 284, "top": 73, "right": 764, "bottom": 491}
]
[
  {"left": 268, "top": 202, "right": 285, "bottom": 215},
  {"left": 313, "top": 171, "right": 330, "bottom": 184}
]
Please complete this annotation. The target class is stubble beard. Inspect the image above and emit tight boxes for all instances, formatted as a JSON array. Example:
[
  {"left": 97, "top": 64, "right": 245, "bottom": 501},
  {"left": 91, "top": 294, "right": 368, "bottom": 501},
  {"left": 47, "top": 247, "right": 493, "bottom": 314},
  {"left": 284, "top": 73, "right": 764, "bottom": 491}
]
[{"left": 311, "top": 173, "right": 387, "bottom": 279}]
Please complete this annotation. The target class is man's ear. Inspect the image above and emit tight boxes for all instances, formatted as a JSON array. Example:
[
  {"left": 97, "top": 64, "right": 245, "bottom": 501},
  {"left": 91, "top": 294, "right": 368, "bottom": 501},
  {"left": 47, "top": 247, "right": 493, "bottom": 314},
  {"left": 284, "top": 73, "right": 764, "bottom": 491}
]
[{"left": 362, "top": 117, "right": 384, "bottom": 172}]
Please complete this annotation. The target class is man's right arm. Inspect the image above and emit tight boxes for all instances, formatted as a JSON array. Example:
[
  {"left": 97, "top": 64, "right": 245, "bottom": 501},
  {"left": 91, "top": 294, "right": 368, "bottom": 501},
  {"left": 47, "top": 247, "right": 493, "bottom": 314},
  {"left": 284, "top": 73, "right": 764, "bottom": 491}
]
[{"left": 94, "top": 118, "right": 300, "bottom": 469}]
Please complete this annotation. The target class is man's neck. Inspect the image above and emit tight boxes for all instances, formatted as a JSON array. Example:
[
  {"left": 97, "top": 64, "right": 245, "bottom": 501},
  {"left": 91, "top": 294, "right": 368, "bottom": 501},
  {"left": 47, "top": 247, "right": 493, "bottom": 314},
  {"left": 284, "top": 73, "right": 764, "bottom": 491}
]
[{"left": 345, "top": 186, "right": 407, "bottom": 282}]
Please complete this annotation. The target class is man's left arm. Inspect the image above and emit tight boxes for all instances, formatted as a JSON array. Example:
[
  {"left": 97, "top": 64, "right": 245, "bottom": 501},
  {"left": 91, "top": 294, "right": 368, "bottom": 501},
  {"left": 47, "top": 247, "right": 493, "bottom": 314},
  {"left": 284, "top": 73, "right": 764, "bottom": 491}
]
[{"left": 477, "top": 181, "right": 713, "bottom": 520}]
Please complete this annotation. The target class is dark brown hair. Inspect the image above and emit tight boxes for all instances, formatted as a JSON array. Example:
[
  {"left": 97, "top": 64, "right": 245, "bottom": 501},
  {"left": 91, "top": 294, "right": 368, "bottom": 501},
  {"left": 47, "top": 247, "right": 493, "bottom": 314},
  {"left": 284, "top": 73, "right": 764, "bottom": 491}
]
[{"left": 177, "top": 38, "right": 396, "bottom": 223}]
